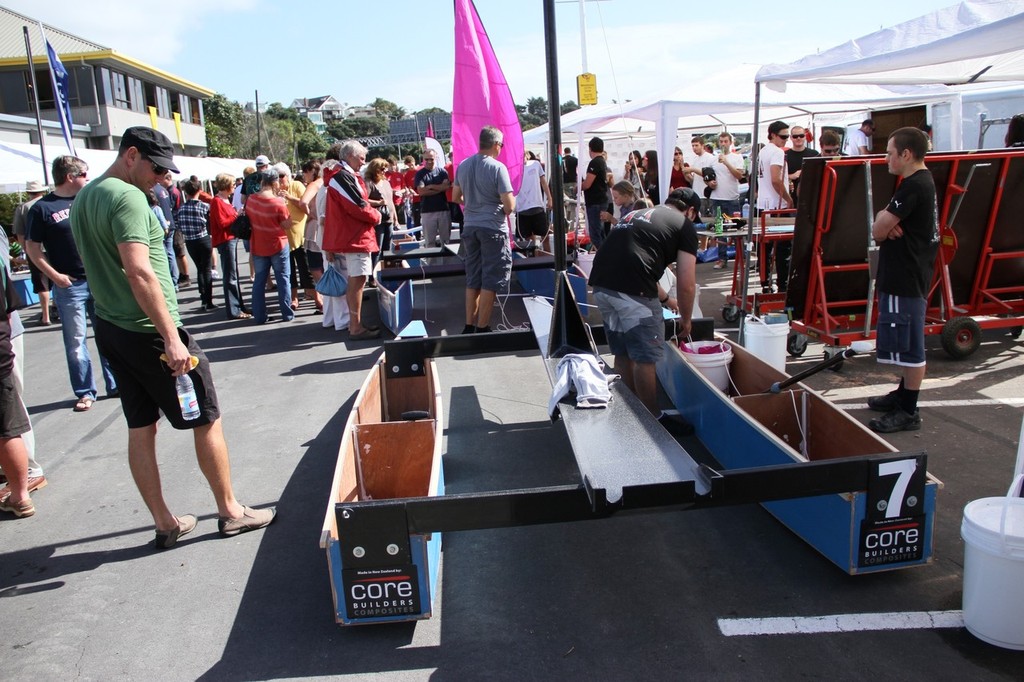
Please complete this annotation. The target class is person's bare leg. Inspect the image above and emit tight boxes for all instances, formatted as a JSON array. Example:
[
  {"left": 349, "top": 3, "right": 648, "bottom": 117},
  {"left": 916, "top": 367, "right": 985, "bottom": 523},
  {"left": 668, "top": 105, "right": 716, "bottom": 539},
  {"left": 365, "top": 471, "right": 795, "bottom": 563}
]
[
  {"left": 613, "top": 355, "right": 635, "bottom": 393},
  {"left": 903, "top": 365, "right": 926, "bottom": 392},
  {"left": 0, "top": 436, "right": 30, "bottom": 505},
  {"left": 346, "top": 274, "right": 367, "bottom": 333},
  {"left": 475, "top": 289, "right": 498, "bottom": 327},
  {"left": 192, "top": 419, "right": 244, "bottom": 520},
  {"left": 39, "top": 290, "right": 51, "bottom": 324},
  {"left": 127, "top": 423, "right": 178, "bottom": 532},
  {"left": 465, "top": 287, "right": 480, "bottom": 326},
  {"left": 633, "top": 361, "right": 660, "bottom": 415}
]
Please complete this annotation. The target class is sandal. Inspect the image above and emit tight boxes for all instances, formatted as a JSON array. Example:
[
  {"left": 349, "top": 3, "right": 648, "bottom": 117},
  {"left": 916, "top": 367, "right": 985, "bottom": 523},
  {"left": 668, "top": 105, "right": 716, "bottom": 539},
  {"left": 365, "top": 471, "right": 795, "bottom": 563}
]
[{"left": 73, "top": 396, "right": 95, "bottom": 412}]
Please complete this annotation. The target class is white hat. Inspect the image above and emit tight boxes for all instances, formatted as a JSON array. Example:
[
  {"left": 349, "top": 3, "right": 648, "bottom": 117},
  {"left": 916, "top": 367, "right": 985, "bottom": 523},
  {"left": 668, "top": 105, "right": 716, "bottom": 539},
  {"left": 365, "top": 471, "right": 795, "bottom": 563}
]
[
  {"left": 254, "top": 155, "right": 270, "bottom": 166},
  {"left": 25, "top": 180, "right": 46, "bottom": 193}
]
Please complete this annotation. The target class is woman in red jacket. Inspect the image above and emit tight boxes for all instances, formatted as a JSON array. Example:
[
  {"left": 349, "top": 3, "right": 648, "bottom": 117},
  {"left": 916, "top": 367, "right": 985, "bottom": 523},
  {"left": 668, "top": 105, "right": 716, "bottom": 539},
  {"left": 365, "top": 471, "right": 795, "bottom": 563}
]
[{"left": 208, "top": 173, "right": 251, "bottom": 319}]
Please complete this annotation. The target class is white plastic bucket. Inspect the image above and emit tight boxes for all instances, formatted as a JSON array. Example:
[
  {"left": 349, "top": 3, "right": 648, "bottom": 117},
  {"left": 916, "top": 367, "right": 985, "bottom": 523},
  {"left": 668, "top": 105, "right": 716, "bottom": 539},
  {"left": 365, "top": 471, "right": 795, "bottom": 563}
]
[
  {"left": 961, "top": 479, "right": 1024, "bottom": 650},
  {"left": 680, "top": 340, "right": 733, "bottom": 391},
  {"left": 743, "top": 315, "right": 789, "bottom": 372}
]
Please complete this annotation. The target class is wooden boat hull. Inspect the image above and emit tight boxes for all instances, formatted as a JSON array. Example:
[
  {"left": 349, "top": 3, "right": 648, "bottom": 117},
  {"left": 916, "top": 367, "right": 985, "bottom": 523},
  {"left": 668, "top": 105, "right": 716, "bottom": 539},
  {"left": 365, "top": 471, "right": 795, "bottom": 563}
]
[
  {"left": 320, "top": 352, "right": 443, "bottom": 624},
  {"left": 657, "top": 338, "right": 941, "bottom": 575}
]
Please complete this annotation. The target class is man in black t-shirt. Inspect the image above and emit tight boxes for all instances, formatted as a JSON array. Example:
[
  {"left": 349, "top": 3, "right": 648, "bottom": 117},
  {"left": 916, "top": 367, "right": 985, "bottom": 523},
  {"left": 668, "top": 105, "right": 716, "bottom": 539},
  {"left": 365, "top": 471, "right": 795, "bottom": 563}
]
[
  {"left": 26, "top": 156, "right": 119, "bottom": 413},
  {"left": 580, "top": 137, "right": 610, "bottom": 250},
  {"left": 866, "top": 127, "right": 938, "bottom": 433},
  {"left": 589, "top": 188, "right": 701, "bottom": 434},
  {"left": 562, "top": 146, "right": 578, "bottom": 198}
]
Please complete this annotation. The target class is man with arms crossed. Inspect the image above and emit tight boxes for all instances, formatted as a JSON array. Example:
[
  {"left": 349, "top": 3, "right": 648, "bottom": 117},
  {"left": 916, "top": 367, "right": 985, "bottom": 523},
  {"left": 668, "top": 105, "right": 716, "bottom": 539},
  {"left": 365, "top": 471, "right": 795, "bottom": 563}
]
[
  {"left": 452, "top": 126, "right": 515, "bottom": 334},
  {"left": 588, "top": 188, "right": 701, "bottom": 436},
  {"left": 866, "top": 127, "right": 938, "bottom": 433},
  {"left": 70, "top": 127, "right": 276, "bottom": 548}
]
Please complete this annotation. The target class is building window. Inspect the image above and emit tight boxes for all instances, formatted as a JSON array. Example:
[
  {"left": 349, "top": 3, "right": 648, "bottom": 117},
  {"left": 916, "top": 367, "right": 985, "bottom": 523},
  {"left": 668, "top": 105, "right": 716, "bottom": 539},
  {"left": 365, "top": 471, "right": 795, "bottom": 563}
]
[
  {"left": 190, "top": 97, "right": 201, "bottom": 126},
  {"left": 178, "top": 93, "right": 190, "bottom": 123},
  {"left": 127, "top": 76, "right": 145, "bottom": 113},
  {"left": 109, "top": 70, "right": 129, "bottom": 109},
  {"left": 144, "top": 83, "right": 171, "bottom": 118}
]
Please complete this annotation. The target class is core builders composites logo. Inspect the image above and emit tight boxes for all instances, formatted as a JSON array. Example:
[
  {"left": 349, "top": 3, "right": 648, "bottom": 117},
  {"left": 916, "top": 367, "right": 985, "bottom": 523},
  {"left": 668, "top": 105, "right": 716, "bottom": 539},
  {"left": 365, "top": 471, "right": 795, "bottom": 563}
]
[
  {"left": 857, "top": 516, "right": 925, "bottom": 567},
  {"left": 342, "top": 565, "right": 422, "bottom": 619}
]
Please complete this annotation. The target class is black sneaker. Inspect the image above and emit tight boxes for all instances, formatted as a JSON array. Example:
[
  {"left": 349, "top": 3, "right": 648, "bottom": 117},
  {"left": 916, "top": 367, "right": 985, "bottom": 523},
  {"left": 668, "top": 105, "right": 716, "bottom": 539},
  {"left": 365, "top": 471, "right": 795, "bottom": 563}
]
[
  {"left": 658, "top": 413, "right": 695, "bottom": 437},
  {"left": 869, "top": 407, "right": 921, "bottom": 433},
  {"left": 462, "top": 324, "right": 476, "bottom": 334},
  {"left": 867, "top": 390, "right": 900, "bottom": 412},
  {"left": 475, "top": 325, "right": 493, "bottom": 333}
]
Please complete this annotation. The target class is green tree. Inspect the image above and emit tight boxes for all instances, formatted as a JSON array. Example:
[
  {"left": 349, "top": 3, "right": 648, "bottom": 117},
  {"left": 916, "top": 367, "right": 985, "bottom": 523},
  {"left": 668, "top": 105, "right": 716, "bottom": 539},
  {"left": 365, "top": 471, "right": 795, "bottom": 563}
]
[
  {"left": 327, "top": 117, "right": 389, "bottom": 140},
  {"left": 560, "top": 100, "right": 581, "bottom": 115},
  {"left": 204, "top": 94, "right": 246, "bottom": 158},
  {"left": 414, "top": 107, "right": 448, "bottom": 117},
  {"left": 371, "top": 98, "right": 406, "bottom": 120}
]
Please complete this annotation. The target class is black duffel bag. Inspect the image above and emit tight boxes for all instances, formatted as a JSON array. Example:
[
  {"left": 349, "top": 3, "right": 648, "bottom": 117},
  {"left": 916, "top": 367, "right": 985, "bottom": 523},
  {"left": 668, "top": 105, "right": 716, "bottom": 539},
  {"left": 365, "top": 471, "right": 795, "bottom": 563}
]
[{"left": 230, "top": 212, "right": 251, "bottom": 240}]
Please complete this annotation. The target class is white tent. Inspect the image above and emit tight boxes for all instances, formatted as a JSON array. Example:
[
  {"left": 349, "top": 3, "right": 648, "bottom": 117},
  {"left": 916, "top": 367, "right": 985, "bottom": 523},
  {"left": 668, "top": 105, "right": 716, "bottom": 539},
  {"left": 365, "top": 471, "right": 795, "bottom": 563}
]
[
  {"left": 0, "top": 140, "right": 255, "bottom": 193},
  {"left": 756, "top": 0, "right": 1024, "bottom": 88}
]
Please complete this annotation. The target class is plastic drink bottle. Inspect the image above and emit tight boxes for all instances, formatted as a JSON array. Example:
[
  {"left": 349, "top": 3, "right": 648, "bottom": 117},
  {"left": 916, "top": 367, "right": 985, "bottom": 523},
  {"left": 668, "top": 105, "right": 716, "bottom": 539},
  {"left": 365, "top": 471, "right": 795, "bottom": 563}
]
[{"left": 176, "top": 374, "right": 200, "bottom": 420}]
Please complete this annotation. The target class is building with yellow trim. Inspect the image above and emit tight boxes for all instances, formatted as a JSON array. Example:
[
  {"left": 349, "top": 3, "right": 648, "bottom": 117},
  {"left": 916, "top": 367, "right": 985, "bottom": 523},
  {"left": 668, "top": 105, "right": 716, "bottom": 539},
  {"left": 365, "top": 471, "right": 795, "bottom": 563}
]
[{"left": 0, "top": 6, "right": 211, "bottom": 155}]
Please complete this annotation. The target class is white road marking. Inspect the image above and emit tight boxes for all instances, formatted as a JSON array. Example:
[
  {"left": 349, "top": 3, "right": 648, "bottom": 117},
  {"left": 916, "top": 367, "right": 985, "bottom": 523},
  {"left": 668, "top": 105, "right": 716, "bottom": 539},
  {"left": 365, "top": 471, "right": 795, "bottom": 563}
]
[
  {"left": 718, "top": 610, "right": 964, "bottom": 636},
  {"left": 836, "top": 398, "right": 1024, "bottom": 410}
]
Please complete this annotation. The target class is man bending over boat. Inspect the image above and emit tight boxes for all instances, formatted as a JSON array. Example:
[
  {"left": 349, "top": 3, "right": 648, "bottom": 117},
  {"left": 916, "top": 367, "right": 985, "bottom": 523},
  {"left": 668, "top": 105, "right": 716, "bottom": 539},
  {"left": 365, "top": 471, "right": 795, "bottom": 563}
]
[
  {"left": 588, "top": 188, "right": 701, "bottom": 436},
  {"left": 866, "top": 127, "right": 938, "bottom": 433}
]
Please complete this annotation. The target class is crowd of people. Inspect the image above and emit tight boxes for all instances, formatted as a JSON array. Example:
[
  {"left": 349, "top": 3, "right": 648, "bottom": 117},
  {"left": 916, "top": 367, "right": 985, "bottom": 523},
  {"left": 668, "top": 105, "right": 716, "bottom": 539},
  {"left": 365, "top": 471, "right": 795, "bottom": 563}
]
[{"left": 2, "top": 114, "right": 1022, "bottom": 524}]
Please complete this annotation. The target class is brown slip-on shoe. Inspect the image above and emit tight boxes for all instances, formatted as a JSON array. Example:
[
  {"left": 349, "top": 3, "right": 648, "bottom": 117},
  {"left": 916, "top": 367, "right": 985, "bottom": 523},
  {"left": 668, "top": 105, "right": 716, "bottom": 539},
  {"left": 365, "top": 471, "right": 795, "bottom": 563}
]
[
  {"left": 154, "top": 514, "right": 198, "bottom": 549},
  {"left": 218, "top": 505, "right": 276, "bottom": 537},
  {"left": 0, "top": 493, "right": 35, "bottom": 518}
]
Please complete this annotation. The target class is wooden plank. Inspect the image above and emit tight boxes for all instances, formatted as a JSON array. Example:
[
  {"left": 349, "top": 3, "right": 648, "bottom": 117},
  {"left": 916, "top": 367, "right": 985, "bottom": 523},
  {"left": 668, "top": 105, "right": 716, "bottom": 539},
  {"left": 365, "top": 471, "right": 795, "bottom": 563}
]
[
  {"left": 385, "top": 374, "right": 434, "bottom": 419},
  {"left": 354, "top": 421, "right": 437, "bottom": 499}
]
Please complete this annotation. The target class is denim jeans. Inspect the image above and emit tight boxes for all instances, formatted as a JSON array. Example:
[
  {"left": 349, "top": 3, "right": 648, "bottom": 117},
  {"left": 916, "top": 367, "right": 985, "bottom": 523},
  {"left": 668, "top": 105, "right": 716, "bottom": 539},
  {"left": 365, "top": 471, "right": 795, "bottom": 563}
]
[
  {"left": 52, "top": 279, "right": 117, "bottom": 399},
  {"left": 216, "top": 241, "right": 246, "bottom": 318},
  {"left": 163, "top": 232, "right": 179, "bottom": 286},
  {"left": 711, "top": 199, "right": 741, "bottom": 263},
  {"left": 251, "top": 246, "right": 293, "bottom": 324}
]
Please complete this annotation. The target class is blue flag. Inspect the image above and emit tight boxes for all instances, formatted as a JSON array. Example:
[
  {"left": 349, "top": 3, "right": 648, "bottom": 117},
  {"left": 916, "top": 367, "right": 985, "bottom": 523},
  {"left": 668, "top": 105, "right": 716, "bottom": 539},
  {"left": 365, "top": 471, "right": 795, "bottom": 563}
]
[{"left": 45, "top": 39, "right": 76, "bottom": 156}]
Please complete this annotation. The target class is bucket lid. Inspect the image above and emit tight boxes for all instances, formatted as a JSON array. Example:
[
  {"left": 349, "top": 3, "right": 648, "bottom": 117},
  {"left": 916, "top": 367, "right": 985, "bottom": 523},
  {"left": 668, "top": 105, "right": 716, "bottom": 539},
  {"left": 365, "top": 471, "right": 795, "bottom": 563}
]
[{"left": 962, "top": 497, "right": 1024, "bottom": 556}]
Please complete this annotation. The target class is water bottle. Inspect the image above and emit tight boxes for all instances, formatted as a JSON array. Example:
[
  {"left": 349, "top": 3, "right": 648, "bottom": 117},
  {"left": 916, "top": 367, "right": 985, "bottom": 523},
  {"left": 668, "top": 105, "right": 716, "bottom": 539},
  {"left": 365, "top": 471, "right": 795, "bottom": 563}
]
[
  {"left": 741, "top": 200, "right": 750, "bottom": 219},
  {"left": 176, "top": 373, "right": 201, "bottom": 420},
  {"left": 714, "top": 206, "right": 724, "bottom": 234}
]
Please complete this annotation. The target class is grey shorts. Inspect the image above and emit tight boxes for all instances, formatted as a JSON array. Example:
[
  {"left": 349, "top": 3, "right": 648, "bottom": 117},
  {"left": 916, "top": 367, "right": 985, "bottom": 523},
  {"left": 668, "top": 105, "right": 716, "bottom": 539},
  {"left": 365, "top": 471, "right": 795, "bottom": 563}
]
[
  {"left": 875, "top": 292, "right": 927, "bottom": 367},
  {"left": 593, "top": 287, "right": 664, "bottom": 364},
  {"left": 0, "top": 372, "right": 31, "bottom": 439},
  {"left": 462, "top": 224, "right": 511, "bottom": 291}
]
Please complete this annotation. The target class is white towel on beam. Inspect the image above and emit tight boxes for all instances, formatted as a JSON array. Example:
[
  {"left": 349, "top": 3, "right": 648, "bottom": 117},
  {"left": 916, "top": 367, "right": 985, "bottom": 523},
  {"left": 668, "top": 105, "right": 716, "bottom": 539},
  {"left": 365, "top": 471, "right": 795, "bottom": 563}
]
[{"left": 548, "top": 353, "right": 612, "bottom": 417}]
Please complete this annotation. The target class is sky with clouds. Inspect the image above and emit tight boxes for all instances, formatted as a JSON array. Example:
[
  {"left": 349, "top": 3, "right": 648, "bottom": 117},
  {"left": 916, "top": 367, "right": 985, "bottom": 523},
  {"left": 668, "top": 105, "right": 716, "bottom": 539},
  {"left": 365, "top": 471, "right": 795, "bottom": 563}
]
[{"left": 8, "top": 0, "right": 958, "bottom": 112}]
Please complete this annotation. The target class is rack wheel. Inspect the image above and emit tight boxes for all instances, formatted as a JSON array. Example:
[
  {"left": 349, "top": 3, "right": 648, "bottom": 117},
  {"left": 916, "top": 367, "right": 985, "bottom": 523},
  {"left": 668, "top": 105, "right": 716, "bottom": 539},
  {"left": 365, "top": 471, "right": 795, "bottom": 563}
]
[
  {"left": 722, "top": 304, "right": 740, "bottom": 323},
  {"left": 787, "top": 332, "right": 808, "bottom": 357},
  {"left": 824, "top": 346, "right": 845, "bottom": 372},
  {"left": 1010, "top": 326, "right": 1022, "bottom": 339},
  {"left": 941, "top": 317, "right": 982, "bottom": 359}
]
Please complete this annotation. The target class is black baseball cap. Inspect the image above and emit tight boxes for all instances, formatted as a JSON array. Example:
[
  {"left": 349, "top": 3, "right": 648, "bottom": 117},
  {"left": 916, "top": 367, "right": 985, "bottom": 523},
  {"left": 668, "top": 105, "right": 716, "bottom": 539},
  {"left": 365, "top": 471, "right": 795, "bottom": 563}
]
[
  {"left": 119, "top": 126, "right": 180, "bottom": 173},
  {"left": 666, "top": 187, "right": 702, "bottom": 212}
]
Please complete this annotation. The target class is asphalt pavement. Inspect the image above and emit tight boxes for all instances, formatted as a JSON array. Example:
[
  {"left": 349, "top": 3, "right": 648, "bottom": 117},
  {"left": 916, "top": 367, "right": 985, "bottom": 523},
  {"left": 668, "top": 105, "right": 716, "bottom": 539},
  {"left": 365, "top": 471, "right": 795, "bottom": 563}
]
[{"left": 2, "top": 261, "right": 1023, "bottom": 680}]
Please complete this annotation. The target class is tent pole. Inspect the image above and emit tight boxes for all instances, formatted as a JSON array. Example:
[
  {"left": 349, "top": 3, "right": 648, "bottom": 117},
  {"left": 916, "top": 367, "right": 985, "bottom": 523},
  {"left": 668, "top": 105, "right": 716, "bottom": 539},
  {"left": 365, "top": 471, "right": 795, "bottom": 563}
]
[
  {"left": 739, "top": 81, "right": 763, "bottom": 344},
  {"left": 543, "top": 0, "right": 567, "bottom": 273}
]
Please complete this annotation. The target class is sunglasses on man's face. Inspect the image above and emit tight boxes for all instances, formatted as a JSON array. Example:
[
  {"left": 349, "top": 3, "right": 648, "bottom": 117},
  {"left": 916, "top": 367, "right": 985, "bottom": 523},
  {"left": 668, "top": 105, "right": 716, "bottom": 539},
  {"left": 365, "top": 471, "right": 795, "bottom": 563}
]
[
  {"left": 149, "top": 160, "right": 170, "bottom": 176},
  {"left": 822, "top": 147, "right": 839, "bottom": 154},
  {"left": 791, "top": 134, "right": 806, "bottom": 139}
]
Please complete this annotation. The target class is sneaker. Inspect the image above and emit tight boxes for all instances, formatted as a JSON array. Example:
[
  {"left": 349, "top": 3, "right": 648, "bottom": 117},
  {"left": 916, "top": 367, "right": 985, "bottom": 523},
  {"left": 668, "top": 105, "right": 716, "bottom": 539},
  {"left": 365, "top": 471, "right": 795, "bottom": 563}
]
[
  {"left": 0, "top": 494, "right": 34, "bottom": 518},
  {"left": 867, "top": 390, "right": 900, "bottom": 412},
  {"left": 26, "top": 475, "right": 47, "bottom": 493},
  {"left": 211, "top": 269, "right": 222, "bottom": 280},
  {"left": 204, "top": 303, "right": 219, "bottom": 311},
  {"left": 350, "top": 328, "right": 381, "bottom": 341},
  {"left": 658, "top": 413, "right": 695, "bottom": 437},
  {"left": 462, "top": 324, "right": 476, "bottom": 334},
  {"left": 869, "top": 407, "right": 922, "bottom": 433},
  {"left": 712, "top": 262, "right": 725, "bottom": 270},
  {"left": 475, "top": 325, "right": 493, "bottom": 333},
  {"left": 154, "top": 514, "right": 198, "bottom": 549},
  {"left": 178, "top": 277, "right": 192, "bottom": 287},
  {"left": 218, "top": 505, "right": 276, "bottom": 537}
]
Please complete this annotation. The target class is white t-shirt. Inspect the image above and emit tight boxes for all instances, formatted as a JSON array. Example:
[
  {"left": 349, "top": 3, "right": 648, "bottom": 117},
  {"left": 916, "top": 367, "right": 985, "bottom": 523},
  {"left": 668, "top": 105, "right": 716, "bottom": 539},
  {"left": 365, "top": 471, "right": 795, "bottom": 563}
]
[
  {"left": 686, "top": 152, "right": 715, "bottom": 196},
  {"left": 844, "top": 127, "right": 871, "bottom": 156},
  {"left": 710, "top": 151, "right": 743, "bottom": 201},
  {"left": 515, "top": 159, "right": 547, "bottom": 212},
  {"left": 757, "top": 144, "right": 789, "bottom": 210}
]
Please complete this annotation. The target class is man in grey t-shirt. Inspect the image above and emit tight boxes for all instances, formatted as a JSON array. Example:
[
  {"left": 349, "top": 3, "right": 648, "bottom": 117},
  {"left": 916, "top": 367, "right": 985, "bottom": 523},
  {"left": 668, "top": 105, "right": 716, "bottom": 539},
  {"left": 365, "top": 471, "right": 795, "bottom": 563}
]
[{"left": 452, "top": 126, "right": 515, "bottom": 334}]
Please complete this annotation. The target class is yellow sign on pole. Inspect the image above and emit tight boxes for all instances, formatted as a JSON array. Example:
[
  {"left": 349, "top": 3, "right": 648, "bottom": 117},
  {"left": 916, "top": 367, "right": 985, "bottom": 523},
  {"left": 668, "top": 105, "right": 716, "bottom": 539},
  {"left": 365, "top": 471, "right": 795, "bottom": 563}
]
[{"left": 577, "top": 73, "right": 598, "bottom": 106}]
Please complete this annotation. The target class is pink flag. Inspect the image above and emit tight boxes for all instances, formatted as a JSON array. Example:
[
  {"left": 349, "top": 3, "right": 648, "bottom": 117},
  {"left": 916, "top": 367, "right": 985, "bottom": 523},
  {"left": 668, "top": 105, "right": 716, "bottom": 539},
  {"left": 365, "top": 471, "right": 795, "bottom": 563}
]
[
  {"left": 452, "top": 0, "right": 524, "bottom": 193},
  {"left": 426, "top": 118, "right": 435, "bottom": 139}
]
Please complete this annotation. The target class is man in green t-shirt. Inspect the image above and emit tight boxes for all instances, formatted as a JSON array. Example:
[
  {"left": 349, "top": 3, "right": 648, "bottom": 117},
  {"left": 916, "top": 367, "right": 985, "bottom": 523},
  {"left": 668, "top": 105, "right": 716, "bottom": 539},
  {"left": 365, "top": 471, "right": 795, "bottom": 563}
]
[{"left": 71, "top": 127, "right": 276, "bottom": 549}]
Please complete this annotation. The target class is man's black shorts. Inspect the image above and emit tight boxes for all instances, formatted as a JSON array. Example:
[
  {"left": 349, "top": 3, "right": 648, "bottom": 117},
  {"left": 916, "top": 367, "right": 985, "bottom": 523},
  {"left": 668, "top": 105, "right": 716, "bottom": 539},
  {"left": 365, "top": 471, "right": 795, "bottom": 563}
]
[
  {"left": 95, "top": 317, "right": 220, "bottom": 429},
  {"left": 0, "top": 372, "right": 31, "bottom": 438}
]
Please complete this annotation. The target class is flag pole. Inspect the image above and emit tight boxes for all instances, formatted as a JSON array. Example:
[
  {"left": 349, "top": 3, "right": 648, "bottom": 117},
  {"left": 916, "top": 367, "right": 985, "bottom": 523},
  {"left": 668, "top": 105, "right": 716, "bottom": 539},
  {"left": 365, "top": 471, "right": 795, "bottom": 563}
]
[{"left": 22, "top": 26, "right": 49, "bottom": 186}]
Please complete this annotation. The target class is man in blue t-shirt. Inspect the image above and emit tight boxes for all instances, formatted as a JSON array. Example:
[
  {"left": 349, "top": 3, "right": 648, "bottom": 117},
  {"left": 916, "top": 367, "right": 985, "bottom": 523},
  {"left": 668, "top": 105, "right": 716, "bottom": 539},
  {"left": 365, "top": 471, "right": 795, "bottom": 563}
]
[
  {"left": 26, "top": 156, "right": 118, "bottom": 412},
  {"left": 452, "top": 126, "right": 515, "bottom": 334}
]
